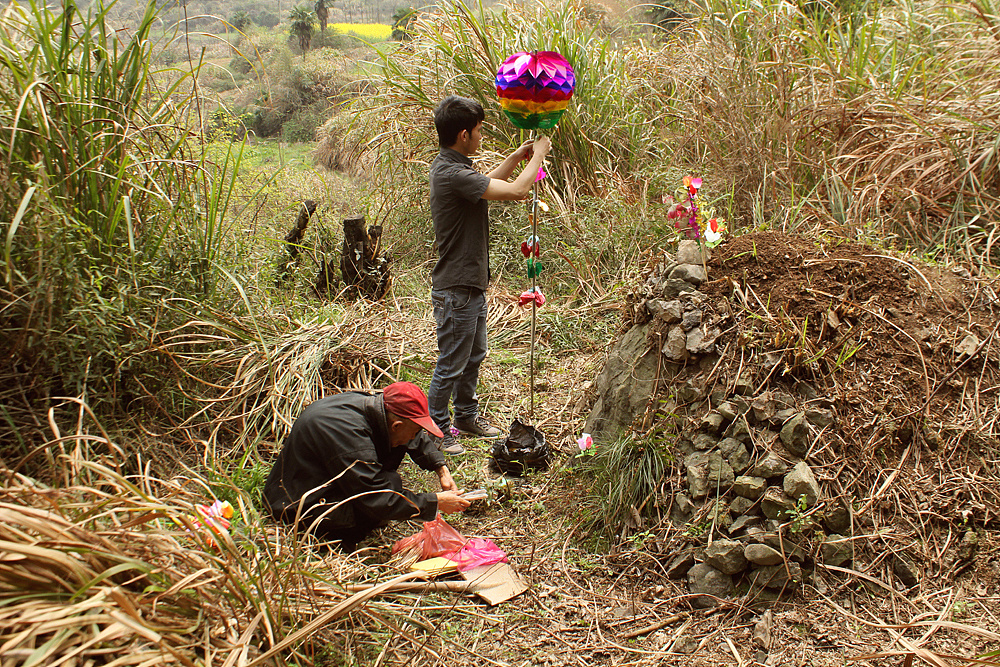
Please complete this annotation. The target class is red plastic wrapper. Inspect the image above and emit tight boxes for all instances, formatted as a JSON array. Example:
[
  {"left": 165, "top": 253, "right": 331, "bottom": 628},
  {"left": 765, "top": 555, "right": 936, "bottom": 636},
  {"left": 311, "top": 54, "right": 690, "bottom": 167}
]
[
  {"left": 391, "top": 516, "right": 466, "bottom": 561},
  {"left": 392, "top": 517, "right": 508, "bottom": 572}
]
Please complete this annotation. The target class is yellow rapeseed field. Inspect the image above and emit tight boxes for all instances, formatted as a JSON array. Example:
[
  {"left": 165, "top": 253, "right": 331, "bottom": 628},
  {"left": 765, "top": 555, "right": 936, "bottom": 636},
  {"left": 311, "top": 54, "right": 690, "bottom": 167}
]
[{"left": 329, "top": 23, "right": 391, "bottom": 41}]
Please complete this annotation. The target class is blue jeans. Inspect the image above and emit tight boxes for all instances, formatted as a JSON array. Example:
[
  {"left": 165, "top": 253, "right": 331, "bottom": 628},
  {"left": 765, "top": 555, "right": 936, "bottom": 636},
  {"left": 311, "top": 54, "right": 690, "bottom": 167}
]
[{"left": 428, "top": 287, "right": 487, "bottom": 431}]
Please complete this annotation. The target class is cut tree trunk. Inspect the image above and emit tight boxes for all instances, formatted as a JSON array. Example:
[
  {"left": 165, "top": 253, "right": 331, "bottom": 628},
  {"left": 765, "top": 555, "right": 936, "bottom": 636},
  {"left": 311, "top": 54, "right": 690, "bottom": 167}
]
[
  {"left": 275, "top": 200, "right": 317, "bottom": 285},
  {"left": 315, "top": 214, "right": 392, "bottom": 299}
]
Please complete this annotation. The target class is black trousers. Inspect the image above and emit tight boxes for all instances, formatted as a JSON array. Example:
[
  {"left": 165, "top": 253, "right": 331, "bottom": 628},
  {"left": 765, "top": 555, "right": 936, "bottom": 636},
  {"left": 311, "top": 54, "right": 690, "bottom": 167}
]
[{"left": 277, "top": 504, "right": 383, "bottom": 552}]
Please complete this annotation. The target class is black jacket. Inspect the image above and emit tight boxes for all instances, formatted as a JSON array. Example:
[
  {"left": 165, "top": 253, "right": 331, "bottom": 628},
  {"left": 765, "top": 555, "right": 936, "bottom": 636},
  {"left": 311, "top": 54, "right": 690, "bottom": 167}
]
[{"left": 263, "top": 392, "right": 446, "bottom": 532}]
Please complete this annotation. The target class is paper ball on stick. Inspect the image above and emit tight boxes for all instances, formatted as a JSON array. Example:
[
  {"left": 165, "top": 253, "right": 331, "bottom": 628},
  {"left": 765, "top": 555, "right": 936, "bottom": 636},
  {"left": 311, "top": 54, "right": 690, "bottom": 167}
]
[{"left": 496, "top": 51, "right": 575, "bottom": 130}]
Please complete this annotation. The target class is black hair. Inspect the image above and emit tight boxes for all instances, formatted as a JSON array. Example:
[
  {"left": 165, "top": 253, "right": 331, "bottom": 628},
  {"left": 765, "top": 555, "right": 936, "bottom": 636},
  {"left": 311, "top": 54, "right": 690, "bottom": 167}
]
[{"left": 434, "top": 95, "right": 485, "bottom": 148}]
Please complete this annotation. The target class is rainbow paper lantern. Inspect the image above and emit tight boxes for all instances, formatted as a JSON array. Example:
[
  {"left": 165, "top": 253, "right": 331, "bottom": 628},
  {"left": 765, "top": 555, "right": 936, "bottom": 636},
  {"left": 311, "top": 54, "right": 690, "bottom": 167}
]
[{"left": 496, "top": 51, "right": 575, "bottom": 130}]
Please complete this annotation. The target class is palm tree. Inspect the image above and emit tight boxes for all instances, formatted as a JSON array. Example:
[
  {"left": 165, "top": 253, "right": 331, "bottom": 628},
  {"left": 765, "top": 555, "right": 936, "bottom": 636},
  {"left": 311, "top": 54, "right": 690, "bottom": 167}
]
[
  {"left": 288, "top": 6, "right": 316, "bottom": 55},
  {"left": 314, "top": 0, "right": 329, "bottom": 33}
]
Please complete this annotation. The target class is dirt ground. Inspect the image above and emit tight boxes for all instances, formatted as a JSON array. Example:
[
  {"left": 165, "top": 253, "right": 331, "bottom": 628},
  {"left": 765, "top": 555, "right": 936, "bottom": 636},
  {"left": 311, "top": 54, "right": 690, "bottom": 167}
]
[{"left": 343, "top": 231, "right": 1000, "bottom": 666}]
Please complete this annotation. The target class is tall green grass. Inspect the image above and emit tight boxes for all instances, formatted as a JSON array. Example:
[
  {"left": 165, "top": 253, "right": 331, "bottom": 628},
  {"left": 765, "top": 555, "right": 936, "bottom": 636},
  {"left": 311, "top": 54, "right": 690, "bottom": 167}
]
[{"left": 0, "top": 0, "right": 252, "bottom": 427}]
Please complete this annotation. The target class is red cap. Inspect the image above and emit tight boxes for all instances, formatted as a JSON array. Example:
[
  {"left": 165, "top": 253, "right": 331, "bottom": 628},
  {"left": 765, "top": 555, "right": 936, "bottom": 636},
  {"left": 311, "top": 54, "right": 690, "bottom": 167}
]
[{"left": 382, "top": 382, "right": 444, "bottom": 438}]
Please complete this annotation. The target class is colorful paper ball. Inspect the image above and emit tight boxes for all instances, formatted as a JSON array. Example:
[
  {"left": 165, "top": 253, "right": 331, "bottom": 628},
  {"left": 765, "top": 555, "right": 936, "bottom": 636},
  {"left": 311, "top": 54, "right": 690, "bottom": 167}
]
[{"left": 496, "top": 51, "right": 576, "bottom": 130}]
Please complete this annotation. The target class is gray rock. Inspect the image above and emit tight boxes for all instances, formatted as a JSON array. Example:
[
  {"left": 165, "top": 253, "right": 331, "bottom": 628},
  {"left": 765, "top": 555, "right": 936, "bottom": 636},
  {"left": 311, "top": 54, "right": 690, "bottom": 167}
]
[
  {"left": 733, "top": 475, "right": 767, "bottom": 499},
  {"left": 670, "top": 636, "right": 700, "bottom": 654},
  {"left": 667, "top": 552, "right": 696, "bottom": 579},
  {"left": 958, "top": 530, "right": 979, "bottom": 560},
  {"left": 726, "top": 417, "right": 752, "bottom": 444},
  {"left": 692, "top": 433, "right": 719, "bottom": 451},
  {"left": 718, "top": 401, "right": 739, "bottom": 422},
  {"left": 751, "top": 562, "right": 803, "bottom": 591},
  {"left": 752, "top": 454, "right": 790, "bottom": 479},
  {"left": 751, "top": 392, "right": 776, "bottom": 423},
  {"left": 685, "top": 451, "right": 712, "bottom": 499},
  {"left": 686, "top": 327, "right": 720, "bottom": 354},
  {"left": 704, "top": 539, "right": 749, "bottom": 574},
  {"left": 744, "top": 543, "right": 785, "bottom": 566},
  {"left": 727, "top": 514, "right": 759, "bottom": 536},
  {"left": 687, "top": 563, "right": 733, "bottom": 608},
  {"left": 773, "top": 391, "right": 796, "bottom": 409},
  {"left": 707, "top": 499, "right": 733, "bottom": 533},
  {"left": 729, "top": 496, "right": 756, "bottom": 516},
  {"left": 700, "top": 412, "right": 724, "bottom": 434},
  {"left": 676, "top": 381, "right": 704, "bottom": 403},
  {"left": 893, "top": 555, "right": 920, "bottom": 588},
  {"left": 822, "top": 500, "right": 852, "bottom": 534},
  {"left": 760, "top": 487, "right": 796, "bottom": 520},
  {"left": 820, "top": 534, "right": 853, "bottom": 567},
  {"left": 760, "top": 533, "right": 808, "bottom": 562},
  {"left": 662, "top": 279, "right": 693, "bottom": 299},
  {"left": 805, "top": 407, "right": 835, "bottom": 427},
  {"left": 783, "top": 461, "right": 821, "bottom": 507},
  {"left": 686, "top": 451, "right": 735, "bottom": 498},
  {"left": 681, "top": 309, "right": 703, "bottom": 331},
  {"left": 670, "top": 263, "right": 708, "bottom": 285},
  {"left": 671, "top": 493, "right": 696, "bottom": 524},
  {"left": 733, "top": 376, "right": 754, "bottom": 395},
  {"left": 657, "top": 299, "right": 684, "bottom": 323},
  {"left": 661, "top": 325, "right": 689, "bottom": 361},
  {"left": 709, "top": 389, "right": 728, "bottom": 406},
  {"left": 676, "top": 239, "right": 710, "bottom": 265},
  {"left": 645, "top": 299, "right": 669, "bottom": 317},
  {"left": 718, "top": 437, "right": 751, "bottom": 473},
  {"left": 771, "top": 408, "right": 798, "bottom": 425},
  {"left": 753, "top": 610, "right": 773, "bottom": 650},
  {"left": 779, "top": 413, "right": 811, "bottom": 457},
  {"left": 584, "top": 322, "right": 670, "bottom": 440}
]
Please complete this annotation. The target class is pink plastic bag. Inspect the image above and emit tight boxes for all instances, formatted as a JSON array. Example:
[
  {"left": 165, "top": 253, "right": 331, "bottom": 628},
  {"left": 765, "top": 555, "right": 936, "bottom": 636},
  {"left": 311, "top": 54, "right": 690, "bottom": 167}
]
[{"left": 444, "top": 537, "right": 508, "bottom": 571}]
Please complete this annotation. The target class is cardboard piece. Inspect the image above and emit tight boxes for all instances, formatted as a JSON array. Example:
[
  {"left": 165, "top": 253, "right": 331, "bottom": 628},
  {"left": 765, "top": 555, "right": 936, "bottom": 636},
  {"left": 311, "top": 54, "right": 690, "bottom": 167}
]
[{"left": 460, "top": 562, "right": 528, "bottom": 605}]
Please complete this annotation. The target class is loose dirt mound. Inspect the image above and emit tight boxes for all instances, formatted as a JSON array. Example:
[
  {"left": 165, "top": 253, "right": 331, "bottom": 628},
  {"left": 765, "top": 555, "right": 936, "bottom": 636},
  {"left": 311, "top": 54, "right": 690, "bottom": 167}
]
[{"left": 699, "top": 231, "right": 999, "bottom": 524}]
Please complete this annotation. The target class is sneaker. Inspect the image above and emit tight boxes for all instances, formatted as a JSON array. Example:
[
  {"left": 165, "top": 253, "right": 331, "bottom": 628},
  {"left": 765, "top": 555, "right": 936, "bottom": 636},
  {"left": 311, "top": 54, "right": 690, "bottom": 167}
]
[
  {"left": 454, "top": 416, "right": 501, "bottom": 438},
  {"left": 437, "top": 432, "right": 466, "bottom": 455}
]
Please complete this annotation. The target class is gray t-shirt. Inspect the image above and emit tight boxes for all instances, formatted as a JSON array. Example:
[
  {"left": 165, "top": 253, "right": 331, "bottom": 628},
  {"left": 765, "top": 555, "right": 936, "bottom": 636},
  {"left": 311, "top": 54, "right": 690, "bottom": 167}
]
[{"left": 429, "top": 148, "right": 491, "bottom": 291}]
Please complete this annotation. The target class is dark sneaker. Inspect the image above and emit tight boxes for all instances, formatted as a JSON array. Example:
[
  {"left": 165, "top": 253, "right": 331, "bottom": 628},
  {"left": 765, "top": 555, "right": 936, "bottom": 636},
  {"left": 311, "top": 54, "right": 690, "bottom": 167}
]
[
  {"left": 454, "top": 417, "right": 501, "bottom": 438},
  {"left": 437, "top": 432, "right": 466, "bottom": 455}
]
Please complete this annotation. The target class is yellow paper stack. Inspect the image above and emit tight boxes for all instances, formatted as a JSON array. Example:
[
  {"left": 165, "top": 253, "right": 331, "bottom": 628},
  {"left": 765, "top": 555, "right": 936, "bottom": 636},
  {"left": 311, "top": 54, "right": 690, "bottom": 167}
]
[{"left": 410, "top": 557, "right": 458, "bottom": 577}]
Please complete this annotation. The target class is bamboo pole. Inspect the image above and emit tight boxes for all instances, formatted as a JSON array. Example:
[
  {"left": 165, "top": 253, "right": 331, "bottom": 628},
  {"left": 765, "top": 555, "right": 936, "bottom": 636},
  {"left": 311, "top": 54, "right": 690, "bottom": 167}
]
[{"left": 529, "top": 130, "right": 538, "bottom": 417}]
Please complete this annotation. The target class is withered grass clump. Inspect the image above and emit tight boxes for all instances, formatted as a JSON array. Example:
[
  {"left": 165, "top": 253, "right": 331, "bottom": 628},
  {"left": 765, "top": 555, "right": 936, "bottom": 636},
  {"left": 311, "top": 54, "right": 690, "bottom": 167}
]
[{"left": 0, "top": 435, "right": 459, "bottom": 666}]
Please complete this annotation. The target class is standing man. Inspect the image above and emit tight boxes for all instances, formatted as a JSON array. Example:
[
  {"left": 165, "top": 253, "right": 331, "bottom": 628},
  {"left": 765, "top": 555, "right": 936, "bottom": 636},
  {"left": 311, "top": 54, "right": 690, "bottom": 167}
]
[
  {"left": 263, "top": 382, "right": 470, "bottom": 551},
  {"left": 428, "top": 95, "right": 552, "bottom": 455}
]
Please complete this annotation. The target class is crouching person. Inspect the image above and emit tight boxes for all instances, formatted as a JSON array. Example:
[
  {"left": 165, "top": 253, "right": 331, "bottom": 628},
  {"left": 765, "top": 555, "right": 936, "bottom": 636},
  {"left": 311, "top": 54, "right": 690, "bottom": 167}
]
[{"left": 263, "top": 382, "right": 470, "bottom": 551}]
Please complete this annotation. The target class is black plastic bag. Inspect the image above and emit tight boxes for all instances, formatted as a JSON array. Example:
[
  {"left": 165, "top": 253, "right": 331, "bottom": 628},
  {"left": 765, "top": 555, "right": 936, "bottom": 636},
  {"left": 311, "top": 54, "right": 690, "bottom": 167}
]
[{"left": 491, "top": 419, "right": 550, "bottom": 476}]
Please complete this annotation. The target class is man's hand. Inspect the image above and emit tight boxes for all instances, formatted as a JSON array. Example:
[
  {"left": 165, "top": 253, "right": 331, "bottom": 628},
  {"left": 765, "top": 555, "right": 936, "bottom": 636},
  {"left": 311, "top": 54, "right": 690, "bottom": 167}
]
[
  {"left": 532, "top": 135, "right": 552, "bottom": 159},
  {"left": 436, "top": 490, "right": 471, "bottom": 513},
  {"left": 437, "top": 465, "right": 458, "bottom": 492},
  {"left": 514, "top": 139, "right": 534, "bottom": 161}
]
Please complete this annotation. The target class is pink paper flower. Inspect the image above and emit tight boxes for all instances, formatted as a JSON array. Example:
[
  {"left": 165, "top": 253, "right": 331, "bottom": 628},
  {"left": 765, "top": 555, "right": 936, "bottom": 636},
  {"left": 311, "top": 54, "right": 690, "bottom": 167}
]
[{"left": 577, "top": 433, "right": 593, "bottom": 451}]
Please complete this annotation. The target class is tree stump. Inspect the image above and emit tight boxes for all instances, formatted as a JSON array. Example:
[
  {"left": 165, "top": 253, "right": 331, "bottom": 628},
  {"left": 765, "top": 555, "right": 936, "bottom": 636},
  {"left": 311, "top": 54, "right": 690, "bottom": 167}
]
[
  {"left": 315, "top": 214, "right": 392, "bottom": 300},
  {"left": 275, "top": 200, "right": 317, "bottom": 285}
]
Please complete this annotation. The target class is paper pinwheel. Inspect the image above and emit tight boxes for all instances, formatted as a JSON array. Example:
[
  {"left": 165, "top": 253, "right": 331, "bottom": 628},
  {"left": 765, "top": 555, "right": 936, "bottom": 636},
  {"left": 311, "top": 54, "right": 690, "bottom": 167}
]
[{"left": 496, "top": 51, "right": 576, "bottom": 130}]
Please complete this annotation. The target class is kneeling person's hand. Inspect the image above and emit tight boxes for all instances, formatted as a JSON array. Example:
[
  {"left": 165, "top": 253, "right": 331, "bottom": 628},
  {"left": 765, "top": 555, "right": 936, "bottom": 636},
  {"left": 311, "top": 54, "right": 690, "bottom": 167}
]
[{"left": 436, "top": 490, "right": 471, "bottom": 513}]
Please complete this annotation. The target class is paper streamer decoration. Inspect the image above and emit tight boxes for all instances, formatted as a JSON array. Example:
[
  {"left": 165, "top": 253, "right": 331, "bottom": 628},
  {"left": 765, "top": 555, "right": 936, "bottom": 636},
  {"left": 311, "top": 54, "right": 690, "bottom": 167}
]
[
  {"left": 519, "top": 287, "right": 546, "bottom": 307},
  {"left": 496, "top": 51, "right": 576, "bottom": 130},
  {"left": 521, "top": 236, "right": 540, "bottom": 257}
]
